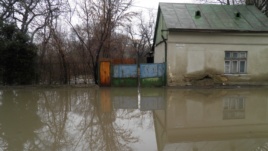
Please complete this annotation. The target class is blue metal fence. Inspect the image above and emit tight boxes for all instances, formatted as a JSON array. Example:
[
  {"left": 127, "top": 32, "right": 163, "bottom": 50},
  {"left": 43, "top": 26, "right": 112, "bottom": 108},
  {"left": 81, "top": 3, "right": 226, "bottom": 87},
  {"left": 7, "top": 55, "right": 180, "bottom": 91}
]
[
  {"left": 112, "top": 64, "right": 138, "bottom": 86},
  {"left": 140, "top": 63, "right": 165, "bottom": 87},
  {"left": 106, "top": 63, "right": 165, "bottom": 87},
  {"left": 113, "top": 65, "right": 137, "bottom": 78}
]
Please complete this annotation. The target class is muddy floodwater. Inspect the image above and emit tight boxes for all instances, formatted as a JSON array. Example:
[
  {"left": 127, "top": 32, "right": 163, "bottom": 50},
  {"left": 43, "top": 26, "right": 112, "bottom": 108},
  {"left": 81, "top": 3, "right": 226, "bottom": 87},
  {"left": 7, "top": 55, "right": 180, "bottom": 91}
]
[{"left": 0, "top": 87, "right": 268, "bottom": 151}]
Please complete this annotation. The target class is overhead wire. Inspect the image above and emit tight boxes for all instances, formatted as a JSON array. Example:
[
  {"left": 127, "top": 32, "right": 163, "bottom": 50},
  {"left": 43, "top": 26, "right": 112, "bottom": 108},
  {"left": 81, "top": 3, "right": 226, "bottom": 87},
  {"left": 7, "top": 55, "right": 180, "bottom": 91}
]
[{"left": 130, "top": 4, "right": 158, "bottom": 10}]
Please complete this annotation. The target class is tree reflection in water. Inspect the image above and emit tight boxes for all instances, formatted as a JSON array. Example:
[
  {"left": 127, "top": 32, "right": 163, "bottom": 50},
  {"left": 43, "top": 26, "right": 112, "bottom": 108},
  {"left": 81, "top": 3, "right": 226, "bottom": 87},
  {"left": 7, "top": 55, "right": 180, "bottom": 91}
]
[
  {"left": 37, "top": 89, "right": 71, "bottom": 150},
  {"left": 0, "top": 88, "right": 154, "bottom": 151},
  {"left": 36, "top": 88, "right": 141, "bottom": 151}
]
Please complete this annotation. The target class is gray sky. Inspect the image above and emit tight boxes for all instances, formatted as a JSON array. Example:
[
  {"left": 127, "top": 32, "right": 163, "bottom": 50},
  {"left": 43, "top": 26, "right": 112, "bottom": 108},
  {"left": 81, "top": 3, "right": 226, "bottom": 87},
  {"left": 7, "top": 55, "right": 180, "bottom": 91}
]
[
  {"left": 134, "top": 0, "right": 197, "bottom": 11},
  {"left": 130, "top": 0, "right": 199, "bottom": 20}
]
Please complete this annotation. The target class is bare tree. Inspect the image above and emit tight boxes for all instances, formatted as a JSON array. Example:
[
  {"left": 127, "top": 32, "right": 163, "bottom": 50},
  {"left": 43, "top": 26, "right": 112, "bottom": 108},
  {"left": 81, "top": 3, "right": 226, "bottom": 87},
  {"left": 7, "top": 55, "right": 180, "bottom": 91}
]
[
  {"left": 68, "top": 0, "right": 135, "bottom": 84},
  {"left": 0, "top": 0, "right": 17, "bottom": 21},
  {"left": 250, "top": 0, "right": 268, "bottom": 16},
  {"left": 0, "top": 0, "right": 69, "bottom": 42},
  {"left": 109, "top": 33, "right": 135, "bottom": 59},
  {"left": 36, "top": 0, "right": 73, "bottom": 84},
  {"left": 126, "top": 10, "right": 155, "bottom": 65}
]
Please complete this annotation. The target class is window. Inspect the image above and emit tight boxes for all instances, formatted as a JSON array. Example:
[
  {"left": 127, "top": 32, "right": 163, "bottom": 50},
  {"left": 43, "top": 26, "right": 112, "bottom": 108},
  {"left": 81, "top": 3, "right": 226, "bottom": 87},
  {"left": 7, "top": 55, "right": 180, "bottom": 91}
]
[
  {"left": 224, "top": 51, "right": 247, "bottom": 74},
  {"left": 223, "top": 97, "right": 245, "bottom": 120}
]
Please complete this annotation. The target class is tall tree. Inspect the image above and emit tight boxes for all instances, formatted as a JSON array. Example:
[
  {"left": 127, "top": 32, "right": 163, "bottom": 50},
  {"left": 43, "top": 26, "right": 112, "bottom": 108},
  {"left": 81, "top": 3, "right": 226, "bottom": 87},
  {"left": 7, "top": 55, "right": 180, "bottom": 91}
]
[
  {"left": 35, "top": 0, "right": 72, "bottom": 84},
  {"left": 69, "top": 0, "right": 135, "bottom": 84}
]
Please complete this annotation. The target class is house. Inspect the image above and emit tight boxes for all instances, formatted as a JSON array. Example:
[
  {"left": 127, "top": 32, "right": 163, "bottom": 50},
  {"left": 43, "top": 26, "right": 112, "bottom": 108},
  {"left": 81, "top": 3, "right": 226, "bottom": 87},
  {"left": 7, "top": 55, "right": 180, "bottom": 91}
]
[{"left": 153, "top": 3, "right": 268, "bottom": 86}]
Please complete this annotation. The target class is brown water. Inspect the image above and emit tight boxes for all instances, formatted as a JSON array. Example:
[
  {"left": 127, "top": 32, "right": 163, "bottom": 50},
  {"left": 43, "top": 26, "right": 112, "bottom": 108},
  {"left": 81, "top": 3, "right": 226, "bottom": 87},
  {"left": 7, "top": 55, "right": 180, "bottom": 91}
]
[{"left": 0, "top": 87, "right": 268, "bottom": 151}]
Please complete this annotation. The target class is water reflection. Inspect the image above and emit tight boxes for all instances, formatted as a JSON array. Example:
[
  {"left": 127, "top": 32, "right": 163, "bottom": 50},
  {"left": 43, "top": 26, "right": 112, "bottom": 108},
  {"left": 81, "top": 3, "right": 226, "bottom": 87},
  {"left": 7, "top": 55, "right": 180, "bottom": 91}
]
[
  {"left": 0, "top": 89, "right": 42, "bottom": 151},
  {"left": 155, "top": 88, "right": 268, "bottom": 151},
  {"left": 111, "top": 88, "right": 138, "bottom": 109},
  {"left": 0, "top": 87, "right": 268, "bottom": 151},
  {"left": 0, "top": 88, "right": 157, "bottom": 151},
  {"left": 36, "top": 88, "right": 146, "bottom": 151},
  {"left": 140, "top": 88, "right": 165, "bottom": 111}
]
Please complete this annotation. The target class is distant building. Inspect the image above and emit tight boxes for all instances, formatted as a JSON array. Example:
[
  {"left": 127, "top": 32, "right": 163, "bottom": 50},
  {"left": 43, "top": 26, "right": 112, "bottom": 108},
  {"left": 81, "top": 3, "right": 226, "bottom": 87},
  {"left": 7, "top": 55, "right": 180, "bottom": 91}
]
[{"left": 153, "top": 3, "right": 268, "bottom": 86}]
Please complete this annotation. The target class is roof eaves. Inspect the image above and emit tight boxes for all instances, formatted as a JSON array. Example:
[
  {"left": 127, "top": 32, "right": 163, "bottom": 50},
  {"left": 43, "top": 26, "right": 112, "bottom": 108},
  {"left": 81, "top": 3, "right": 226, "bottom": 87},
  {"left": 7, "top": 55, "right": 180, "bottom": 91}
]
[
  {"left": 152, "top": 5, "right": 163, "bottom": 52},
  {"left": 167, "top": 28, "right": 268, "bottom": 33}
]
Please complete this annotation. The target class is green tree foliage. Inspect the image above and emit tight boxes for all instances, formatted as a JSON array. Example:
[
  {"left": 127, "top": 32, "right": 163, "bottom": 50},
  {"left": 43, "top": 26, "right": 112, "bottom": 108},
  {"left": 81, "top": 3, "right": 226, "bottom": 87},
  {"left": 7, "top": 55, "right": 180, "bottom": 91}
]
[{"left": 0, "top": 22, "right": 37, "bottom": 85}]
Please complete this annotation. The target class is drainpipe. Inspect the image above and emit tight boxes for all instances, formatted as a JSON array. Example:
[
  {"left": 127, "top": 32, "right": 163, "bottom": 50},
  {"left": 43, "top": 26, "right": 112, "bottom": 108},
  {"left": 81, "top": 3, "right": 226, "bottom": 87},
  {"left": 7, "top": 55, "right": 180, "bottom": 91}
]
[{"left": 161, "top": 35, "right": 167, "bottom": 86}]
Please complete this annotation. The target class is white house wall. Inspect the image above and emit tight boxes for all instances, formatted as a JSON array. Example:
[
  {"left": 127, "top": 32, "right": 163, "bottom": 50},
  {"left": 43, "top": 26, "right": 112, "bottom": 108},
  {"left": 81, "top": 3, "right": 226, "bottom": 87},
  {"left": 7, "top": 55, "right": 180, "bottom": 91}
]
[
  {"left": 154, "top": 42, "right": 165, "bottom": 63},
  {"left": 162, "top": 32, "right": 268, "bottom": 86}
]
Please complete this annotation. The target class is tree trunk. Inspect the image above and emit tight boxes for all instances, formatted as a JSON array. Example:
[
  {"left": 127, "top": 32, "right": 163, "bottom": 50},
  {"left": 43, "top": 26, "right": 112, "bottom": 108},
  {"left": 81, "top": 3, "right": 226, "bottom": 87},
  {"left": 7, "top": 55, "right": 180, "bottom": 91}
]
[
  {"left": 227, "top": 0, "right": 230, "bottom": 5},
  {"left": 60, "top": 54, "right": 68, "bottom": 84},
  {"left": 94, "top": 63, "right": 98, "bottom": 85},
  {"left": 51, "top": 29, "right": 68, "bottom": 84}
]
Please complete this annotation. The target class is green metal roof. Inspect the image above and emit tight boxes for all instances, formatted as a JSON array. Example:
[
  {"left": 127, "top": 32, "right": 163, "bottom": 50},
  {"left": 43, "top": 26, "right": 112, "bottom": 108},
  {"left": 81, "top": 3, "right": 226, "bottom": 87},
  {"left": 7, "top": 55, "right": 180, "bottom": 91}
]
[{"left": 159, "top": 3, "right": 268, "bottom": 32}]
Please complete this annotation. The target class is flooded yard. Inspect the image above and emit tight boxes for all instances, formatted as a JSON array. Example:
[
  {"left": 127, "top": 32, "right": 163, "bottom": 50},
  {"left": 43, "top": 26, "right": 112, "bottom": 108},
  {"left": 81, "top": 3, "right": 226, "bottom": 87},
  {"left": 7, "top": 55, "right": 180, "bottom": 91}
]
[{"left": 0, "top": 87, "right": 268, "bottom": 151}]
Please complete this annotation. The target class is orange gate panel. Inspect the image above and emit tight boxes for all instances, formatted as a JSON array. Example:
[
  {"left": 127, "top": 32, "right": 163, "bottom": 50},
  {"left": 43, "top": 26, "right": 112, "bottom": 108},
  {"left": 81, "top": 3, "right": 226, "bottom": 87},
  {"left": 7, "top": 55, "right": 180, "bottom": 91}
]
[{"left": 99, "top": 61, "right": 111, "bottom": 86}]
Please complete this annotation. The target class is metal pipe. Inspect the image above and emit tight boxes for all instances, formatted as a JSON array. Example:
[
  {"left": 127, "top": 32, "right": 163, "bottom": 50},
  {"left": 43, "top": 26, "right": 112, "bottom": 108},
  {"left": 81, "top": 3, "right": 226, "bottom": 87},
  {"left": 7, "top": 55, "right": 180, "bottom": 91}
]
[{"left": 161, "top": 35, "right": 167, "bottom": 86}]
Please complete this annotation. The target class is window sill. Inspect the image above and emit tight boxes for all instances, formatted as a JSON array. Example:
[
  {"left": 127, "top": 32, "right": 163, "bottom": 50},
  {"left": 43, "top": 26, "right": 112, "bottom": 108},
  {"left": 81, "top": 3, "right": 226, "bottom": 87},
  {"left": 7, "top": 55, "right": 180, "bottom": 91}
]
[{"left": 224, "top": 73, "right": 248, "bottom": 76}]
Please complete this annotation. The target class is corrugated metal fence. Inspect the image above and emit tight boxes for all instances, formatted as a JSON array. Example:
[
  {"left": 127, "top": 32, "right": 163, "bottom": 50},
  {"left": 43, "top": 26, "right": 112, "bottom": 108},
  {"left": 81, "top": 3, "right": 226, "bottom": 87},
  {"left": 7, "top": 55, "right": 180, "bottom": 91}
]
[
  {"left": 99, "top": 59, "right": 165, "bottom": 87},
  {"left": 140, "top": 63, "right": 165, "bottom": 87},
  {"left": 112, "top": 64, "right": 138, "bottom": 87}
]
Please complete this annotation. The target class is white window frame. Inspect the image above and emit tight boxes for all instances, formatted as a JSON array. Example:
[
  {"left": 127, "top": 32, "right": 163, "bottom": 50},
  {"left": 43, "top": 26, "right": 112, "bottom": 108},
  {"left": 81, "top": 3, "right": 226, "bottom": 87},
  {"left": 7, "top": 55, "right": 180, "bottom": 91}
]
[
  {"left": 223, "top": 97, "right": 245, "bottom": 120},
  {"left": 224, "top": 51, "right": 247, "bottom": 74}
]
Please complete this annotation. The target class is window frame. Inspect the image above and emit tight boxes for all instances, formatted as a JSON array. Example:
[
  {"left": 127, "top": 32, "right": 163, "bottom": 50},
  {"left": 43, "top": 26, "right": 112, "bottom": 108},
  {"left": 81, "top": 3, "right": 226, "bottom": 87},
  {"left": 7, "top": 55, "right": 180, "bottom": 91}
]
[
  {"left": 224, "top": 51, "right": 247, "bottom": 74},
  {"left": 223, "top": 96, "right": 245, "bottom": 120}
]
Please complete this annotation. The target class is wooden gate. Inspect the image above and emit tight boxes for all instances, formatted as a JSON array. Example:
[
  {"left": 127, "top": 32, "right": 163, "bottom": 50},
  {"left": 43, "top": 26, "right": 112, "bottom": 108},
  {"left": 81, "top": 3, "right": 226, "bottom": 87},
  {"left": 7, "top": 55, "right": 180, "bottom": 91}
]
[{"left": 99, "top": 61, "right": 111, "bottom": 86}]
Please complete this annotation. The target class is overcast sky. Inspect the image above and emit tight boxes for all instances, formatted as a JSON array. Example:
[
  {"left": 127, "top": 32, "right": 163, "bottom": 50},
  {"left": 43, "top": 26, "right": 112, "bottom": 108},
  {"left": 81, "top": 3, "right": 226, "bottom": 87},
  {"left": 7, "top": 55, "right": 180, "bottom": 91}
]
[
  {"left": 130, "top": 0, "right": 200, "bottom": 20},
  {"left": 134, "top": 0, "right": 197, "bottom": 11}
]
